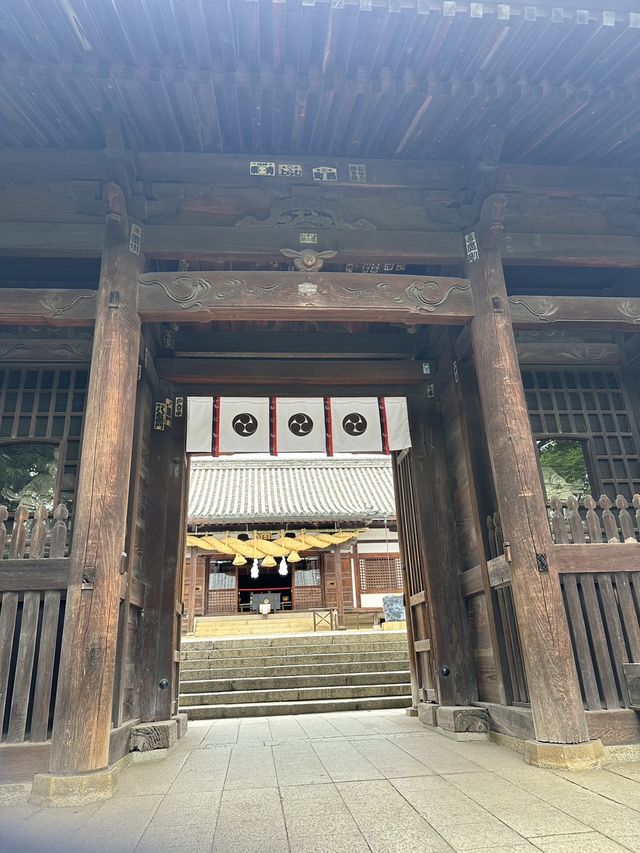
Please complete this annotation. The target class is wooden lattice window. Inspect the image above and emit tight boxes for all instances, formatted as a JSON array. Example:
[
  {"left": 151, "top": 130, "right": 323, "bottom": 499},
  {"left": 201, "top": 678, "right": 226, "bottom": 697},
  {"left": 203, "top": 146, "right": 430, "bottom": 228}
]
[
  {"left": 207, "top": 589, "right": 235, "bottom": 612},
  {"left": 359, "top": 555, "right": 403, "bottom": 592},
  {"left": 523, "top": 368, "right": 640, "bottom": 500},
  {"left": 0, "top": 367, "right": 88, "bottom": 512}
]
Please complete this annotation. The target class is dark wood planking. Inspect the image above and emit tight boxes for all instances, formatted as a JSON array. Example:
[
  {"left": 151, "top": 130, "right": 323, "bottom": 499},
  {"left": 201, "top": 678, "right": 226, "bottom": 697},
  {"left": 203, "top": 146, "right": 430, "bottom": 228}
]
[
  {"left": 0, "top": 593, "right": 19, "bottom": 729},
  {"left": 156, "top": 358, "right": 428, "bottom": 385},
  {"left": 466, "top": 198, "right": 589, "bottom": 745},
  {"left": 171, "top": 382, "right": 425, "bottom": 398},
  {"left": 137, "top": 392, "right": 173, "bottom": 722},
  {"left": 586, "top": 709, "right": 640, "bottom": 745},
  {"left": 0, "top": 743, "right": 51, "bottom": 784},
  {"left": 50, "top": 189, "right": 144, "bottom": 775},
  {"left": 175, "top": 331, "right": 419, "bottom": 359},
  {"left": 553, "top": 544, "right": 640, "bottom": 573},
  {"left": 0, "top": 559, "right": 70, "bottom": 590},
  {"left": 6, "top": 591, "right": 40, "bottom": 742},
  {"left": 0, "top": 223, "right": 103, "bottom": 258},
  {"left": 561, "top": 574, "right": 601, "bottom": 710},
  {"left": 407, "top": 392, "right": 478, "bottom": 706},
  {"left": 156, "top": 415, "right": 188, "bottom": 720},
  {"left": 390, "top": 452, "right": 420, "bottom": 709},
  {"left": 30, "top": 591, "right": 63, "bottom": 742},
  {"left": 107, "top": 719, "right": 142, "bottom": 766},
  {"left": 475, "top": 702, "right": 535, "bottom": 742}
]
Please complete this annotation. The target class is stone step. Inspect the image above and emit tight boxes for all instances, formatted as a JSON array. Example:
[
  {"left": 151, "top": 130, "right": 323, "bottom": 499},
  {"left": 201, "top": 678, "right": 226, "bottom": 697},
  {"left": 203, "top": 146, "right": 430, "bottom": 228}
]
[
  {"left": 181, "top": 694, "right": 412, "bottom": 719},
  {"left": 182, "top": 659, "right": 410, "bottom": 681},
  {"left": 182, "top": 632, "right": 406, "bottom": 652},
  {"left": 180, "top": 669, "right": 411, "bottom": 694},
  {"left": 196, "top": 612, "right": 312, "bottom": 622},
  {"left": 182, "top": 639, "right": 408, "bottom": 659},
  {"left": 180, "top": 682, "right": 410, "bottom": 707},
  {"left": 181, "top": 650, "right": 409, "bottom": 669}
]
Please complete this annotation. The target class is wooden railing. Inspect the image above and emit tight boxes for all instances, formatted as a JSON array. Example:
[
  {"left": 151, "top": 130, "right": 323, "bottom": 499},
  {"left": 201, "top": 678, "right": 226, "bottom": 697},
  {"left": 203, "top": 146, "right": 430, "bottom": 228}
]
[
  {"left": 1, "top": 502, "right": 71, "bottom": 746},
  {"left": 1, "top": 502, "right": 69, "bottom": 560},
  {"left": 549, "top": 495, "right": 640, "bottom": 545}
]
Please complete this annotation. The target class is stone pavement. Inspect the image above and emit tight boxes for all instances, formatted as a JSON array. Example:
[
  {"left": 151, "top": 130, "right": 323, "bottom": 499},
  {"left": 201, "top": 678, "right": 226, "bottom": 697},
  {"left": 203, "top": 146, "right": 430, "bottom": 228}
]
[{"left": 4, "top": 710, "right": 640, "bottom": 852}]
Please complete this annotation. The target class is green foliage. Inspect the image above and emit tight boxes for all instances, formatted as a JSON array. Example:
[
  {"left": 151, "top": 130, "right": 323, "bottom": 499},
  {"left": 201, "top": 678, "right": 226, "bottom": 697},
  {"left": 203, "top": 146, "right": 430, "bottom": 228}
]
[
  {"left": 0, "top": 443, "right": 58, "bottom": 509},
  {"left": 538, "top": 439, "right": 590, "bottom": 500}
]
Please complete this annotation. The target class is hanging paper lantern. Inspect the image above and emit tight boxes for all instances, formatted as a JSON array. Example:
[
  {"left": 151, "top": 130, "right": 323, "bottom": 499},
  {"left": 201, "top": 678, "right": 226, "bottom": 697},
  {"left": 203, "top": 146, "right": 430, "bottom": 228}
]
[
  {"left": 278, "top": 557, "right": 288, "bottom": 576},
  {"left": 261, "top": 554, "right": 277, "bottom": 568},
  {"left": 232, "top": 553, "right": 247, "bottom": 566},
  {"left": 288, "top": 550, "right": 302, "bottom": 563},
  {"left": 250, "top": 558, "right": 260, "bottom": 579}
]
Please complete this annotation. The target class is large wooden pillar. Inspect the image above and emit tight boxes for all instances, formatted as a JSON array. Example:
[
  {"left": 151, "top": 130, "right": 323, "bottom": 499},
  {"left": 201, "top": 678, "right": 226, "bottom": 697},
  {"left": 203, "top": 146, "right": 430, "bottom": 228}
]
[
  {"left": 49, "top": 186, "right": 144, "bottom": 774},
  {"left": 465, "top": 196, "right": 589, "bottom": 746},
  {"left": 408, "top": 392, "right": 478, "bottom": 707},
  {"left": 333, "top": 546, "right": 346, "bottom": 629},
  {"left": 390, "top": 452, "right": 420, "bottom": 710}
]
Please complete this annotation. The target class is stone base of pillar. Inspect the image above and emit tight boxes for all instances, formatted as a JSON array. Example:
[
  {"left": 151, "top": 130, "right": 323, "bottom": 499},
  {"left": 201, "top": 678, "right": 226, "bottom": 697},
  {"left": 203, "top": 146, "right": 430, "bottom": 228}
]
[
  {"left": 30, "top": 762, "right": 124, "bottom": 808},
  {"left": 405, "top": 707, "right": 419, "bottom": 717},
  {"left": 173, "top": 712, "right": 189, "bottom": 739},
  {"left": 524, "top": 739, "right": 605, "bottom": 771},
  {"left": 129, "top": 719, "right": 178, "bottom": 753},
  {"left": 417, "top": 702, "right": 438, "bottom": 727},
  {"left": 437, "top": 706, "right": 489, "bottom": 735}
]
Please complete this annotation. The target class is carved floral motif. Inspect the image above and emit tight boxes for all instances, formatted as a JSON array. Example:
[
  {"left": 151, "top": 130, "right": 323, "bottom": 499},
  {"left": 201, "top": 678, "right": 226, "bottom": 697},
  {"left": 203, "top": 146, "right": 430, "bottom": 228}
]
[{"left": 139, "top": 273, "right": 472, "bottom": 317}]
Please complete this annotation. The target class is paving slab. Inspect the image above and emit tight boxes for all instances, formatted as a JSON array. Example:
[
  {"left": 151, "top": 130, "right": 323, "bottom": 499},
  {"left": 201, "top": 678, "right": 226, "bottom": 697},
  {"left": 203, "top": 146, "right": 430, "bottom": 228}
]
[{"left": 5, "top": 709, "right": 640, "bottom": 852}]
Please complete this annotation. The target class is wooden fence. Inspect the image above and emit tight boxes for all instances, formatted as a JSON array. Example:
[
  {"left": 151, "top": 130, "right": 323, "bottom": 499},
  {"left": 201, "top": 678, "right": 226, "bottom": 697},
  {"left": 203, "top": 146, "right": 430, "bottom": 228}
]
[
  {"left": 550, "top": 495, "right": 640, "bottom": 545},
  {"left": 561, "top": 571, "right": 640, "bottom": 711},
  {"left": 0, "top": 502, "right": 70, "bottom": 744}
]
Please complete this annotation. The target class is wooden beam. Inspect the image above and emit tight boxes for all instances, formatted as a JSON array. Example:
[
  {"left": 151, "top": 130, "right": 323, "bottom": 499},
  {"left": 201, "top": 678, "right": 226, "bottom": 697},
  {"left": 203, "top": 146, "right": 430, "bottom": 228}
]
[
  {"left": 0, "top": 336, "right": 94, "bottom": 362},
  {"left": 175, "top": 331, "right": 419, "bottom": 359},
  {"left": 170, "top": 382, "right": 423, "bottom": 398},
  {"left": 143, "top": 227, "right": 464, "bottom": 263},
  {"left": 0, "top": 289, "right": 97, "bottom": 326},
  {"left": 0, "top": 223, "right": 104, "bottom": 258},
  {"left": 516, "top": 341, "right": 622, "bottom": 365},
  {"left": 465, "top": 196, "right": 589, "bottom": 746},
  {"left": 0, "top": 559, "right": 69, "bottom": 591},
  {"left": 138, "top": 272, "right": 473, "bottom": 325},
  {"left": 50, "top": 188, "right": 144, "bottom": 775},
  {"left": 2, "top": 149, "right": 639, "bottom": 201},
  {"left": 156, "top": 358, "right": 427, "bottom": 386},
  {"left": 510, "top": 295, "right": 640, "bottom": 328},
  {"left": 553, "top": 544, "right": 640, "bottom": 573},
  {"left": 503, "top": 234, "right": 640, "bottom": 268}
]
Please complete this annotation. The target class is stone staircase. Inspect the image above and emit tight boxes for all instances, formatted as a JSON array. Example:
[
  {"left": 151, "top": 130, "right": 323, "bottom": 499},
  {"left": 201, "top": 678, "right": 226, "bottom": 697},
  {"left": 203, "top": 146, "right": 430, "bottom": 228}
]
[
  {"left": 179, "top": 631, "right": 412, "bottom": 719},
  {"left": 193, "top": 612, "right": 323, "bottom": 637}
]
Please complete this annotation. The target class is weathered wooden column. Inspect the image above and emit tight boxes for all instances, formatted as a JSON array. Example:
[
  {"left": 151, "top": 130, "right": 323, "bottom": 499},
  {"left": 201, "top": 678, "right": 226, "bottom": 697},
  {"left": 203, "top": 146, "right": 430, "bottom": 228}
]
[
  {"left": 186, "top": 547, "right": 198, "bottom": 634},
  {"left": 333, "top": 546, "right": 346, "bottom": 629},
  {"left": 32, "top": 185, "right": 145, "bottom": 804},
  {"left": 464, "top": 196, "right": 601, "bottom": 767},
  {"left": 390, "top": 454, "right": 420, "bottom": 711},
  {"left": 408, "top": 392, "right": 478, "bottom": 709}
]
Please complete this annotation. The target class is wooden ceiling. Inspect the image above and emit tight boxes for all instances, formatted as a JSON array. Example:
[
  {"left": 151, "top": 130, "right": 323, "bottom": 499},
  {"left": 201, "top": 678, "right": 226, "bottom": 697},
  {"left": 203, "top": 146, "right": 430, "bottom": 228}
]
[{"left": 1, "top": 1, "right": 640, "bottom": 165}]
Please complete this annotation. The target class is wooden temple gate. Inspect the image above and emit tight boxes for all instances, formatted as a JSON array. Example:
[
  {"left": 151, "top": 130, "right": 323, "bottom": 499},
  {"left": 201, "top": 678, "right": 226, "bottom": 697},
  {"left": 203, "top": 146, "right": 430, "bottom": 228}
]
[{"left": 1, "top": 0, "right": 640, "bottom": 803}]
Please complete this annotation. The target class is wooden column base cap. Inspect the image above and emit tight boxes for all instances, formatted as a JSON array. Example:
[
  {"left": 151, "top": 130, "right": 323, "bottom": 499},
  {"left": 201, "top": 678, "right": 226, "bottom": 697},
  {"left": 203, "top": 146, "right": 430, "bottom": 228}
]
[
  {"left": 30, "top": 765, "right": 120, "bottom": 808},
  {"left": 524, "top": 739, "right": 605, "bottom": 771}
]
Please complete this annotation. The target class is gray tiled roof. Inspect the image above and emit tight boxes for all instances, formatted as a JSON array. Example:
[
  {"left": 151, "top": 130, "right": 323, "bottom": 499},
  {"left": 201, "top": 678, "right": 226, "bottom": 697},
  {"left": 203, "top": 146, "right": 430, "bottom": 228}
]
[{"left": 188, "top": 457, "right": 395, "bottom": 524}]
